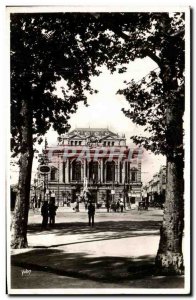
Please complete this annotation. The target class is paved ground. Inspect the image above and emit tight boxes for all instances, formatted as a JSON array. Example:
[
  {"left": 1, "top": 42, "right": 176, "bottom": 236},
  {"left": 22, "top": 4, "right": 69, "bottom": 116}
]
[{"left": 10, "top": 206, "right": 184, "bottom": 291}]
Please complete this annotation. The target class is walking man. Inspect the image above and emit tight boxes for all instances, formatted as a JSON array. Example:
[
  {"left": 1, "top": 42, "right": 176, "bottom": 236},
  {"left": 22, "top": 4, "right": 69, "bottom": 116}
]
[
  {"left": 41, "top": 201, "right": 49, "bottom": 229},
  {"left": 88, "top": 201, "right": 95, "bottom": 227},
  {"left": 48, "top": 200, "right": 57, "bottom": 226},
  {"left": 106, "top": 200, "right": 110, "bottom": 213},
  {"left": 120, "top": 199, "right": 124, "bottom": 213}
]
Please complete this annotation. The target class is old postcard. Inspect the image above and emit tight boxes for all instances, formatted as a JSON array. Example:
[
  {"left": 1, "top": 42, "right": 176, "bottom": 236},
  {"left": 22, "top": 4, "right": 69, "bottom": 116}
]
[{"left": 7, "top": 4, "right": 191, "bottom": 295}]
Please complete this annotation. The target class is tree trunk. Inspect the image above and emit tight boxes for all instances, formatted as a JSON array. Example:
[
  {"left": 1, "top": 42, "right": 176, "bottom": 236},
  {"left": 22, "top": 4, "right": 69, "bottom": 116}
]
[
  {"left": 155, "top": 156, "right": 184, "bottom": 275},
  {"left": 11, "top": 99, "right": 33, "bottom": 249},
  {"left": 155, "top": 69, "right": 184, "bottom": 274}
]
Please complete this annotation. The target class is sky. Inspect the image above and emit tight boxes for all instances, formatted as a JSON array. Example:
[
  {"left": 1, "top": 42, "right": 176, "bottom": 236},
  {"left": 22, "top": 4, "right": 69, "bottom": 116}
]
[{"left": 10, "top": 57, "right": 166, "bottom": 185}]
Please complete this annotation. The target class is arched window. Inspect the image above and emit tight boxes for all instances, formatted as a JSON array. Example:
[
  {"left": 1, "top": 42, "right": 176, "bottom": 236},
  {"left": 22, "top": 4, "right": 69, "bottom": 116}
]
[
  {"left": 106, "top": 161, "right": 115, "bottom": 182},
  {"left": 75, "top": 141, "right": 77, "bottom": 146},
  {"left": 72, "top": 160, "right": 81, "bottom": 181},
  {"left": 129, "top": 167, "right": 138, "bottom": 182},
  {"left": 71, "top": 141, "right": 73, "bottom": 146},
  {"left": 51, "top": 168, "right": 56, "bottom": 181},
  {"left": 89, "top": 161, "right": 98, "bottom": 182},
  {"left": 131, "top": 171, "right": 136, "bottom": 182},
  {"left": 108, "top": 142, "right": 110, "bottom": 146}
]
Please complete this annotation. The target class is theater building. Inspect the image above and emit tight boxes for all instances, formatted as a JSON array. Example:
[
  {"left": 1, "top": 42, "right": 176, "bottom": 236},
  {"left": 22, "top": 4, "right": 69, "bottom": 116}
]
[{"left": 39, "top": 128, "right": 142, "bottom": 206}]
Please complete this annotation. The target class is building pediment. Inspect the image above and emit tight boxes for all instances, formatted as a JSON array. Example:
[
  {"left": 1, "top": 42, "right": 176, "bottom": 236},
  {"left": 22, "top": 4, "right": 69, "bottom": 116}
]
[
  {"left": 99, "top": 134, "right": 119, "bottom": 140},
  {"left": 69, "top": 128, "right": 119, "bottom": 138},
  {"left": 68, "top": 134, "right": 84, "bottom": 139}
]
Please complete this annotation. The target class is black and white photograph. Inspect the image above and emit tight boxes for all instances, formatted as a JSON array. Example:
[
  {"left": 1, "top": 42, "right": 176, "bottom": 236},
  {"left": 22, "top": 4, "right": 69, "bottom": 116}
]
[{"left": 6, "top": 4, "right": 191, "bottom": 295}]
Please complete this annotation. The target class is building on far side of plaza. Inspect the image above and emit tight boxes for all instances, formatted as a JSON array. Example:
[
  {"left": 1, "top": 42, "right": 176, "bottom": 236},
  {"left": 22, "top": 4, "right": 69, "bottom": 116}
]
[
  {"left": 142, "top": 165, "right": 166, "bottom": 207},
  {"left": 37, "top": 128, "right": 142, "bottom": 208}
]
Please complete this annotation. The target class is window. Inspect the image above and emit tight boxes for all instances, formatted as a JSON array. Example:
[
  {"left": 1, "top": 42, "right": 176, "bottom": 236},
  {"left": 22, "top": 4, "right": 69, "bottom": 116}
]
[
  {"left": 79, "top": 141, "right": 82, "bottom": 146},
  {"left": 72, "top": 160, "right": 81, "bottom": 181},
  {"left": 108, "top": 142, "right": 110, "bottom": 146},
  {"left": 112, "top": 141, "right": 114, "bottom": 146},
  {"left": 131, "top": 172, "right": 136, "bottom": 182},
  {"left": 131, "top": 197, "right": 135, "bottom": 204},
  {"left": 71, "top": 141, "right": 73, "bottom": 146},
  {"left": 103, "top": 141, "right": 106, "bottom": 146},
  {"left": 89, "top": 161, "right": 98, "bottom": 182},
  {"left": 75, "top": 141, "right": 77, "bottom": 146},
  {"left": 51, "top": 169, "right": 56, "bottom": 181},
  {"left": 106, "top": 161, "right": 115, "bottom": 182}
]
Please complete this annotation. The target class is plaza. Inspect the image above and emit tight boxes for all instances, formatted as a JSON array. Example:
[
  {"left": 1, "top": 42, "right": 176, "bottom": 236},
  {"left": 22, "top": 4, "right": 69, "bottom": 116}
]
[{"left": 10, "top": 206, "right": 184, "bottom": 290}]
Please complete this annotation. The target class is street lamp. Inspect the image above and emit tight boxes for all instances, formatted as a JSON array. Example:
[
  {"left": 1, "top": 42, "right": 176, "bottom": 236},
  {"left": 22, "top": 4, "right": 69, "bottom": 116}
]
[
  {"left": 111, "top": 188, "right": 115, "bottom": 203},
  {"left": 46, "top": 189, "right": 50, "bottom": 202},
  {"left": 33, "top": 178, "right": 38, "bottom": 207},
  {"left": 128, "top": 191, "right": 132, "bottom": 208}
]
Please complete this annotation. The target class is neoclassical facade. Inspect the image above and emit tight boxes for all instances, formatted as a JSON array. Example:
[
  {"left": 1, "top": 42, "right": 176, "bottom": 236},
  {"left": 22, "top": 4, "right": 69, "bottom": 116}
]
[{"left": 42, "top": 128, "right": 142, "bottom": 206}]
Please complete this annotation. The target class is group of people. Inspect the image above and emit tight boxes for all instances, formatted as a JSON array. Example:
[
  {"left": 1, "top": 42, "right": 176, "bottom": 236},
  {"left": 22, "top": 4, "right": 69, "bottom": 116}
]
[
  {"left": 30, "top": 196, "right": 41, "bottom": 210},
  {"left": 73, "top": 199, "right": 80, "bottom": 212},
  {"left": 106, "top": 199, "right": 124, "bottom": 213},
  {"left": 41, "top": 200, "right": 58, "bottom": 229},
  {"left": 40, "top": 193, "right": 125, "bottom": 229},
  {"left": 41, "top": 196, "right": 95, "bottom": 228}
]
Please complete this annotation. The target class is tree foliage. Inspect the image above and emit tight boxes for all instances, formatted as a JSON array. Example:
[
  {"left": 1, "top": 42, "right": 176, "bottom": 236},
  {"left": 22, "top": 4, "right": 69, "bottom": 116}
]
[
  {"left": 11, "top": 13, "right": 104, "bottom": 155},
  {"left": 118, "top": 70, "right": 166, "bottom": 154},
  {"left": 11, "top": 12, "right": 185, "bottom": 157},
  {"left": 92, "top": 12, "right": 185, "bottom": 156}
]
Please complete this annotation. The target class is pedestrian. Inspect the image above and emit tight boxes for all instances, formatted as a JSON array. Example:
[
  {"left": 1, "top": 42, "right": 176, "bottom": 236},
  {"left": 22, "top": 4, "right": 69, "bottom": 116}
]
[
  {"left": 88, "top": 201, "right": 95, "bottom": 227},
  {"left": 30, "top": 197, "right": 35, "bottom": 211},
  {"left": 38, "top": 195, "right": 41, "bottom": 208},
  {"left": 120, "top": 199, "right": 124, "bottom": 212},
  {"left": 75, "top": 201, "right": 79, "bottom": 212},
  {"left": 73, "top": 200, "right": 79, "bottom": 212},
  {"left": 106, "top": 200, "right": 110, "bottom": 213},
  {"left": 48, "top": 200, "right": 58, "bottom": 226},
  {"left": 41, "top": 201, "right": 49, "bottom": 229},
  {"left": 76, "top": 196, "right": 80, "bottom": 212},
  {"left": 67, "top": 199, "right": 71, "bottom": 207},
  {"left": 84, "top": 200, "right": 88, "bottom": 210},
  {"left": 116, "top": 199, "right": 120, "bottom": 212},
  {"left": 50, "top": 190, "right": 56, "bottom": 203},
  {"left": 34, "top": 195, "right": 37, "bottom": 209},
  {"left": 111, "top": 201, "right": 116, "bottom": 212}
]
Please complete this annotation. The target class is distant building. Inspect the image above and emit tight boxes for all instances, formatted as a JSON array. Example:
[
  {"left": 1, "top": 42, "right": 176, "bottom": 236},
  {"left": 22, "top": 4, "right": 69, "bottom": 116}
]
[
  {"left": 143, "top": 165, "right": 166, "bottom": 206},
  {"left": 38, "top": 128, "right": 142, "bottom": 207}
]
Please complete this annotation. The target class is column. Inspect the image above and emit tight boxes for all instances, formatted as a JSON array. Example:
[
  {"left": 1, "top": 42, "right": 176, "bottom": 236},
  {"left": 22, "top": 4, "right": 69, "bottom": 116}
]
[
  {"left": 104, "top": 161, "right": 107, "bottom": 183},
  {"left": 65, "top": 159, "right": 70, "bottom": 183},
  {"left": 118, "top": 160, "right": 121, "bottom": 183},
  {"left": 81, "top": 160, "right": 84, "bottom": 182},
  {"left": 98, "top": 160, "right": 101, "bottom": 182},
  {"left": 70, "top": 160, "right": 72, "bottom": 182},
  {"left": 87, "top": 161, "right": 89, "bottom": 181},
  {"left": 122, "top": 160, "right": 126, "bottom": 183},
  {"left": 84, "top": 159, "right": 86, "bottom": 180},
  {"left": 58, "top": 156, "right": 63, "bottom": 182},
  {"left": 137, "top": 161, "right": 141, "bottom": 182},
  {"left": 100, "top": 159, "right": 103, "bottom": 183},
  {"left": 63, "top": 161, "right": 65, "bottom": 183},
  {"left": 115, "top": 162, "right": 118, "bottom": 182}
]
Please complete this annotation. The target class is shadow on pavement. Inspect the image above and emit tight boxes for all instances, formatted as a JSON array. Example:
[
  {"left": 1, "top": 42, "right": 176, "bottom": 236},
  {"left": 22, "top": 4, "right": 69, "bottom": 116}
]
[
  {"left": 27, "top": 220, "right": 162, "bottom": 248},
  {"left": 12, "top": 248, "right": 156, "bottom": 284},
  {"left": 28, "top": 220, "right": 162, "bottom": 235}
]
